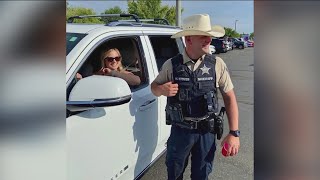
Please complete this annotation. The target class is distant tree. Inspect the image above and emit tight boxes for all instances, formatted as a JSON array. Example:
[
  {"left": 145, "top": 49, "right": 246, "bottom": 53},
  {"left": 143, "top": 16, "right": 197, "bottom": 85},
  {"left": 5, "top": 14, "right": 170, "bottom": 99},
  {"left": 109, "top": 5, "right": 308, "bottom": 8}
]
[
  {"left": 224, "top": 27, "right": 240, "bottom": 38},
  {"left": 66, "top": 6, "right": 103, "bottom": 24},
  {"left": 250, "top": 32, "right": 254, "bottom": 39},
  {"left": 127, "top": 0, "right": 182, "bottom": 25},
  {"left": 101, "top": 6, "right": 127, "bottom": 23},
  {"left": 104, "top": 6, "right": 124, "bottom": 14}
]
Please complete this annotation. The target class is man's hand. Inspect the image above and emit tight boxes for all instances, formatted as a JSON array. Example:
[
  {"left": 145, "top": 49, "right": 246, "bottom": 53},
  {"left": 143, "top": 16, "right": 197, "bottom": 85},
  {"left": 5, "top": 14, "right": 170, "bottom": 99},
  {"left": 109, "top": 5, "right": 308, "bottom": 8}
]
[
  {"left": 220, "top": 134, "right": 240, "bottom": 156},
  {"left": 161, "top": 82, "right": 179, "bottom": 97},
  {"left": 151, "top": 81, "right": 179, "bottom": 97}
]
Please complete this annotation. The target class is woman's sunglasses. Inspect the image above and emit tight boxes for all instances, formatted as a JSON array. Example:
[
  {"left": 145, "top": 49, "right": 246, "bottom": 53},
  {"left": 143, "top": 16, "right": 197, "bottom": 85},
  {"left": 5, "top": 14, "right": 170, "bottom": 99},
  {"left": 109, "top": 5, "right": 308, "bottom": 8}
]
[{"left": 105, "top": 56, "right": 121, "bottom": 62}]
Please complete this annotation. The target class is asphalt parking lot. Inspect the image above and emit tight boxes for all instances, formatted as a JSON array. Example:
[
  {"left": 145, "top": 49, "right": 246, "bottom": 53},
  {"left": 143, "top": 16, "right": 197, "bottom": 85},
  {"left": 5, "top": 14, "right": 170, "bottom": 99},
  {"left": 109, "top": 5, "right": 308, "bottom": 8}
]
[{"left": 140, "top": 47, "right": 254, "bottom": 180}]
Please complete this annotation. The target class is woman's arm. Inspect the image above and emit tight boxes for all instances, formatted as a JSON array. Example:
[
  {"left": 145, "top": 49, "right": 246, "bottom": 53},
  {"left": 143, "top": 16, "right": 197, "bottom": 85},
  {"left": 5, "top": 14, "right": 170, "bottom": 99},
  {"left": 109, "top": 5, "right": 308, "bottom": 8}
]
[{"left": 112, "top": 70, "right": 141, "bottom": 86}]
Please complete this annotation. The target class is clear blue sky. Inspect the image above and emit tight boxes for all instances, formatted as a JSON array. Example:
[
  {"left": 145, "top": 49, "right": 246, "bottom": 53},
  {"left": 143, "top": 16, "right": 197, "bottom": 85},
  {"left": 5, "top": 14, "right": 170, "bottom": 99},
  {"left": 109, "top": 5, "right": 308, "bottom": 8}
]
[{"left": 68, "top": 0, "right": 253, "bottom": 34}]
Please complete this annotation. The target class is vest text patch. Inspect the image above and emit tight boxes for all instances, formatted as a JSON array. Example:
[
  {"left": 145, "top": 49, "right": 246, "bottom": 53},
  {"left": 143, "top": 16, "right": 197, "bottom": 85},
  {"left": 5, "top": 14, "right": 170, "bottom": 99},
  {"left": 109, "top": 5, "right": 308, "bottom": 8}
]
[
  {"left": 197, "top": 77, "right": 214, "bottom": 81},
  {"left": 175, "top": 77, "right": 190, "bottom": 81}
]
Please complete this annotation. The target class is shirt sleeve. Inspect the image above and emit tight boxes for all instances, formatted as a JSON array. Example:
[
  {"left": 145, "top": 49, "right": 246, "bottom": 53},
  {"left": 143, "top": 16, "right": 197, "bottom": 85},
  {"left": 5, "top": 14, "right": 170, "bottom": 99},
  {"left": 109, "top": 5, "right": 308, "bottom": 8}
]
[
  {"left": 153, "top": 59, "right": 173, "bottom": 85},
  {"left": 215, "top": 56, "right": 234, "bottom": 93}
]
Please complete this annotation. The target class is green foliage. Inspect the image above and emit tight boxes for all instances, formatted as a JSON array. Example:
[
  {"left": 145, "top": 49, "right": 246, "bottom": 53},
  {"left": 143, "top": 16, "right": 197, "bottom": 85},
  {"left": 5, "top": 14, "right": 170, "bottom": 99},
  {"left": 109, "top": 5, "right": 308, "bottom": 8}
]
[
  {"left": 103, "top": 6, "right": 124, "bottom": 14},
  {"left": 66, "top": 0, "right": 184, "bottom": 25},
  {"left": 101, "top": 6, "right": 127, "bottom": 23},
  {"left": 66, "top": 6, "right": 103, "bottom": 24},
  {"left": 250, "top": 32, "right": 254, "bottom": 39},
  {"left": 127, "top": 0, "right": 182, "bottom": 25},
  {"left": 224, "top": 27, "right": 240, "bottom": 38}
]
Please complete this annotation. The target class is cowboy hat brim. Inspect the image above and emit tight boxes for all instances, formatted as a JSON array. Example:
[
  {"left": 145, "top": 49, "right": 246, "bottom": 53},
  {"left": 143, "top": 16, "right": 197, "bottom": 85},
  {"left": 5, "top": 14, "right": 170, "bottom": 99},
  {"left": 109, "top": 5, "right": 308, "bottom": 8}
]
[{"left": 171, "top": 25, "right": 225, "bottom": 38}]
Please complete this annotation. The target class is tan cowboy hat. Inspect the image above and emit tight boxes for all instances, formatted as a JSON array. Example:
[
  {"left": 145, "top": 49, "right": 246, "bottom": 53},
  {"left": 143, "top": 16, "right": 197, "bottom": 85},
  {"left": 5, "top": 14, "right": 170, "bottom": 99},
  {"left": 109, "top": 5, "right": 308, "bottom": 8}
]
[{"left": 171, "top": 14, "right": 225, "bottom": 38}]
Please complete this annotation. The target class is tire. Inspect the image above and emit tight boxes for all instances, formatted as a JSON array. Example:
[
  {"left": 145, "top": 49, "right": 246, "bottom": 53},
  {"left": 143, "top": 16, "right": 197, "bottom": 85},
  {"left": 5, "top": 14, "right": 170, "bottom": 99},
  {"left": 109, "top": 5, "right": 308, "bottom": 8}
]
[{"left": 239, "top": 45, "right": 243, "bottom": 49}]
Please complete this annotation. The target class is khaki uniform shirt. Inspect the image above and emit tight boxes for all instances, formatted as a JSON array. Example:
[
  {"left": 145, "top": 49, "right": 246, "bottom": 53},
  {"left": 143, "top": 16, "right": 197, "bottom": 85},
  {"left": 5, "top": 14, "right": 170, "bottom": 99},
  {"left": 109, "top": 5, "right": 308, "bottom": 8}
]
[{"left": 153, "top": 50, "right": 234, "bottom": 93}]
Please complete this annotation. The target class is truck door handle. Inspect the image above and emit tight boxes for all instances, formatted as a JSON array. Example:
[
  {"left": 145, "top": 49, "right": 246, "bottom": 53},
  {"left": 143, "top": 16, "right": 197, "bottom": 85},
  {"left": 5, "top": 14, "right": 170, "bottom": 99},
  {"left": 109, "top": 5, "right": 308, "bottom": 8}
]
[{"left": 139, "top": 99, "right": 156, "bottom": 111}]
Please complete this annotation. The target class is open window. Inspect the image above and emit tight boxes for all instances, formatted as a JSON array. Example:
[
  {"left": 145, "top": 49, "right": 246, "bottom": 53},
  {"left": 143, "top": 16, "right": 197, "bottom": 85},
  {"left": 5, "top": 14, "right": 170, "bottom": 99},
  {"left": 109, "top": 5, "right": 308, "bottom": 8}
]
[
  {"left": 67, "top": 36, "right": 149, "bottom": 102},
  {"left": 148, "top": 35, "right": 181, "bottom": 71},
  {"left": 82, "top": 37, "right": 147, "bottom": 84}
]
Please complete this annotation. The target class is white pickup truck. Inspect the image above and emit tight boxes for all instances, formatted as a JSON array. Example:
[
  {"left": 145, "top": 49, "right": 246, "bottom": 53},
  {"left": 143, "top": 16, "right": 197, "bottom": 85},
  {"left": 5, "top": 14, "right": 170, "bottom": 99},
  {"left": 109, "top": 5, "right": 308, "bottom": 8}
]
[{"left": 66, "top": 14, "right": 184, "bottom": 180}]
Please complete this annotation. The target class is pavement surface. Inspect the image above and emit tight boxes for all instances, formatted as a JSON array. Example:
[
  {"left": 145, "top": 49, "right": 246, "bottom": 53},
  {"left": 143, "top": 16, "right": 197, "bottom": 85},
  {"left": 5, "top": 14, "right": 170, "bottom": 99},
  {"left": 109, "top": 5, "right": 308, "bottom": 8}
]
[{"left": 140, "top": 48, "right": 254, "bottom": 180}]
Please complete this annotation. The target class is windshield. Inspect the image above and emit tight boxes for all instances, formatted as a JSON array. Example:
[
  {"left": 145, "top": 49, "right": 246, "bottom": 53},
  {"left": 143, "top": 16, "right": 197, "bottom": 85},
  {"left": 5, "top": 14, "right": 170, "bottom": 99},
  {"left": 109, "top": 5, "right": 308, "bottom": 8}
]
[{"left": 66, "top": 33, "right": 87, "bottom": 55}]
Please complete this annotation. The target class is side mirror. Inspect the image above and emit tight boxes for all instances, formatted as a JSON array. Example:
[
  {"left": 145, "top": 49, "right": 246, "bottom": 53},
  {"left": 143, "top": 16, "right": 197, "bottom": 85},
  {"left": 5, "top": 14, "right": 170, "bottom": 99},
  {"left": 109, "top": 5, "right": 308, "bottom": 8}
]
[{"left": 67, "top": 75, "right": 131, "bottom": 112}]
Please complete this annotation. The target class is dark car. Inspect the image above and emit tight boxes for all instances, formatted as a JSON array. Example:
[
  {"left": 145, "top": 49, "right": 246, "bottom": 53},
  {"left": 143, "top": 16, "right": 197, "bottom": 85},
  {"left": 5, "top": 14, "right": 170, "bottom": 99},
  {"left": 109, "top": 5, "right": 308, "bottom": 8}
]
[
  {"left": 229, "top": 38, "right": 244, "bottom": 49},
  {"left": 211, "top": 38, "right": 227, "bottom": 53}
]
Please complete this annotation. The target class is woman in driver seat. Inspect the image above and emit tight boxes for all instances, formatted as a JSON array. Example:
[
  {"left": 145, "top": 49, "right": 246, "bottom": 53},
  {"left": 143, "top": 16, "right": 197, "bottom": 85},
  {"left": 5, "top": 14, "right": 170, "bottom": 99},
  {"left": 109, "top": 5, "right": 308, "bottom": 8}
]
[{"left": 95, "top": 48, "right": 141, "bottom": 86}]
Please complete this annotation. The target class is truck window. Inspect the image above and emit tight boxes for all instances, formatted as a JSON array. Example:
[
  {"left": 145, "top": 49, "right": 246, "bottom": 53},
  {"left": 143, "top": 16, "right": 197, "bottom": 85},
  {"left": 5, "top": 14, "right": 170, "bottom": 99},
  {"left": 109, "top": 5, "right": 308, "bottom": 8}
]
[
  {"left": 149, "top": 36, "right": 180, "bottom": 71},
  {"left": 66, "top": 33, "right": 87, "bottom": 55},
  {"left": 67, "top": 36, "right": 149, "bottom": 101}
]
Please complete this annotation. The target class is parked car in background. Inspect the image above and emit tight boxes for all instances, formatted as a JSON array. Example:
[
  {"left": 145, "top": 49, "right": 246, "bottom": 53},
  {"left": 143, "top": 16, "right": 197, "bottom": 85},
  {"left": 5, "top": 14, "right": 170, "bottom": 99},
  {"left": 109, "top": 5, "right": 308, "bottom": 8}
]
[
  {"left": 228, "top": 40, "right": 234, "bottom": 50},
  {"left": 244, "top": 41, "right": 248, "bottom": 48},
  {"left": 221, "top": 37, "right": 233, "bottom": 51},
  {"left": 236, "top": 38, "right": 248, "bottom": 48},
  {"left": 209, "top": 45, "right": 216, "bottom": 54},
  {"left": 229, "top": 38, "right": 245, "bottom": 49},
  {"left": 227, "top": 37, "right": 235, "bottom": 49},
  {"left": 247, "top": 40, "right": 254, "bottom": 47},
  {"left": 224, "top": 40, "right": 232, "bottom": 51},
  {"left": 211, "top": 38, "right": 227, "bottom": 53}
]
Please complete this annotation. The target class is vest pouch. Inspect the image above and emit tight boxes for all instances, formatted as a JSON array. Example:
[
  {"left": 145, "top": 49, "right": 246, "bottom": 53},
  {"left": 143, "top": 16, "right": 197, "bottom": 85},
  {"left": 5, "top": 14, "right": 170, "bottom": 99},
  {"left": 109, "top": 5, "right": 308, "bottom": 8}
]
[
  {"left": 198, "top": 81, "right": 214, "bottom": 90},
  {"left": 178, "top": 89, "right": 189, "bottom": 101},
  {"left": 165, "top": 111, "right": 172, "bottom": 125},
  {"left": 165, "top": 103, "right": 184, "bottom": 124},
  {"left": 211, "top": 96, "right": 218, "bottom": 112},
  {"left": 186, "top": 96, "right": 207, "bottom": 117},
  {"left": 207, "top": 115, "right": 216, "bottom": 133}
]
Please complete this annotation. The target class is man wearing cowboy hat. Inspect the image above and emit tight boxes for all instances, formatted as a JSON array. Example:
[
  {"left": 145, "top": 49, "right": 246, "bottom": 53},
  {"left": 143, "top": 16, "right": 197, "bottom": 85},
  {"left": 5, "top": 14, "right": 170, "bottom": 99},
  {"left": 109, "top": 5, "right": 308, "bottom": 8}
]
[{"left": 151, "top": 14, "right": 240, "bottom": 179}]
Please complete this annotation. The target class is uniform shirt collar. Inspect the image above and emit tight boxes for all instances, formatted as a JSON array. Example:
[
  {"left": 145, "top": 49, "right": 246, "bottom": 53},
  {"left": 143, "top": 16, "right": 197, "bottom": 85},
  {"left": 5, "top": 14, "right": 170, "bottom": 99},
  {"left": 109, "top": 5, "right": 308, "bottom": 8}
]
[{"left": 182, "top": 49, "right": 206, "bottom": 64}]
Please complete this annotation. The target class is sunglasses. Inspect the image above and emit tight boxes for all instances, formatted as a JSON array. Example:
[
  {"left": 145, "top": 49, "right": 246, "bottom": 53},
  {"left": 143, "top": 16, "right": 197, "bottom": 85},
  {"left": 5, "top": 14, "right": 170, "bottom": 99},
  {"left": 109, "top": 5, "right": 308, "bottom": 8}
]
[{"left": 104, "top": 56, "right": 121, "bottom": 62}]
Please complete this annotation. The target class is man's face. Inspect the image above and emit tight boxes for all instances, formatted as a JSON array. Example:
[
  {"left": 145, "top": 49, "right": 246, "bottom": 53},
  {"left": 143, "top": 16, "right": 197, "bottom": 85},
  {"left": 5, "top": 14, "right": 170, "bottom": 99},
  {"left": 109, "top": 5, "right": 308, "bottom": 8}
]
[{"left": 187, "top": 35, "right": 212, "bottom": 56}]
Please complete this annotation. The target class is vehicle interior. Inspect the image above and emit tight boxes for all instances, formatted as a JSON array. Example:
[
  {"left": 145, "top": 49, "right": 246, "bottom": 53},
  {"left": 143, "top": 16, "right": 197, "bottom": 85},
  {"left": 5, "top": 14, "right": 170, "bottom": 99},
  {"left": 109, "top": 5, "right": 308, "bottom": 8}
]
[
  {"left": 149, "top": 36, "right": 180, "bottom": 71},
  {"left": 67, "top": 35, "right": 181, "bottom": 103},
  {"left": 78, "top": 37, "right": 144, "bottom": 80},
  {"left": 67, "top": 37, "right": 147, "bottom": 102}
]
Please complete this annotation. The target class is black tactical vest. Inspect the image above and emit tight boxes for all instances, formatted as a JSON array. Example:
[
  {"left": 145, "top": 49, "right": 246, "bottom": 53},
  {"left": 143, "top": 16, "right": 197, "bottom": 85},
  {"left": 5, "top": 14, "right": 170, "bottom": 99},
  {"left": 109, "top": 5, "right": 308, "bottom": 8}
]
[{"left": 167, "top": 54, "right": 219, "bottom": 118}]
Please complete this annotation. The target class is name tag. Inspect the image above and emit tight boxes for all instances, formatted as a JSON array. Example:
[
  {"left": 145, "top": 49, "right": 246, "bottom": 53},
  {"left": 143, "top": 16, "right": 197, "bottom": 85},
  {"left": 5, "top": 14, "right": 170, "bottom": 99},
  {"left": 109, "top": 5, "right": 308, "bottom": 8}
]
[
  {"left": 175, "top": 77, "right": 190, "bottom": 81},
  {"left": 197, "top": 77, "right": 214, "bottom": 81}
]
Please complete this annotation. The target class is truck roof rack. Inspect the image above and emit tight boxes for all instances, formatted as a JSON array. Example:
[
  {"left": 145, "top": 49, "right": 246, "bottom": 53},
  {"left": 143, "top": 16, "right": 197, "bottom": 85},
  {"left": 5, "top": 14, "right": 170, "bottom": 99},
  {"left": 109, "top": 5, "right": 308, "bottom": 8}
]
[
  {"left": 67, "top": 13, "right": 179, "bottom": 29},
  {"left": 116, "top": 18, "right": 169, "bottom": 25},
  {"left": 67, "top": 14, "right": 140, "bottom": 23},
  {"left": 107, "top": 21, "right": 179, "bottom": 29}
]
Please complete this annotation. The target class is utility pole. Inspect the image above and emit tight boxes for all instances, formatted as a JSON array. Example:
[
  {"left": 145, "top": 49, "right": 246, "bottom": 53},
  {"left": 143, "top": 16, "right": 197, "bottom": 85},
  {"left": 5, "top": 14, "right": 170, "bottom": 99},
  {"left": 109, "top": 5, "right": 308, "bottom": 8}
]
[
  {"left": 176, "top": 0, "right": 181, "bottom": 27},
  {"left": 235, "top": 20, "right": 239, "bottom": 32}
]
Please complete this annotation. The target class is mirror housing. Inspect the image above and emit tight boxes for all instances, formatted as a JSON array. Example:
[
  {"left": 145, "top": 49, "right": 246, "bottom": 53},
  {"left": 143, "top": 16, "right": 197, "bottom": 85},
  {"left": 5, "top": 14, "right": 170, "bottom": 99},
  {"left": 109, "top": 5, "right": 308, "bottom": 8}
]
[{"left": 67, "top": 75, "right": 131, "bottom": 112}]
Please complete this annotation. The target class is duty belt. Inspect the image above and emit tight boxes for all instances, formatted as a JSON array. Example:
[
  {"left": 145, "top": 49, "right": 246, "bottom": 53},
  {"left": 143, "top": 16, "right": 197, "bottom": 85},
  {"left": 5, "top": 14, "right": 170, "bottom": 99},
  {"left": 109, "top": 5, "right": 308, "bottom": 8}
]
[
  {"left": 184, "top": 115, "right": 210, "bottom": 122},
  {"left": 173, "top": 114, "right": 211, "bottom": 130}
]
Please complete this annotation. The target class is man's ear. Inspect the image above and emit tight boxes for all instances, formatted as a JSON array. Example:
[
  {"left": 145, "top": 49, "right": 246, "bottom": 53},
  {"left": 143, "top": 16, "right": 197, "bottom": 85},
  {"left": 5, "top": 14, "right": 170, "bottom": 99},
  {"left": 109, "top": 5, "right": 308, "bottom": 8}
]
[{"left": 185, "top": 36, "right": 192, "bottom": 45}]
